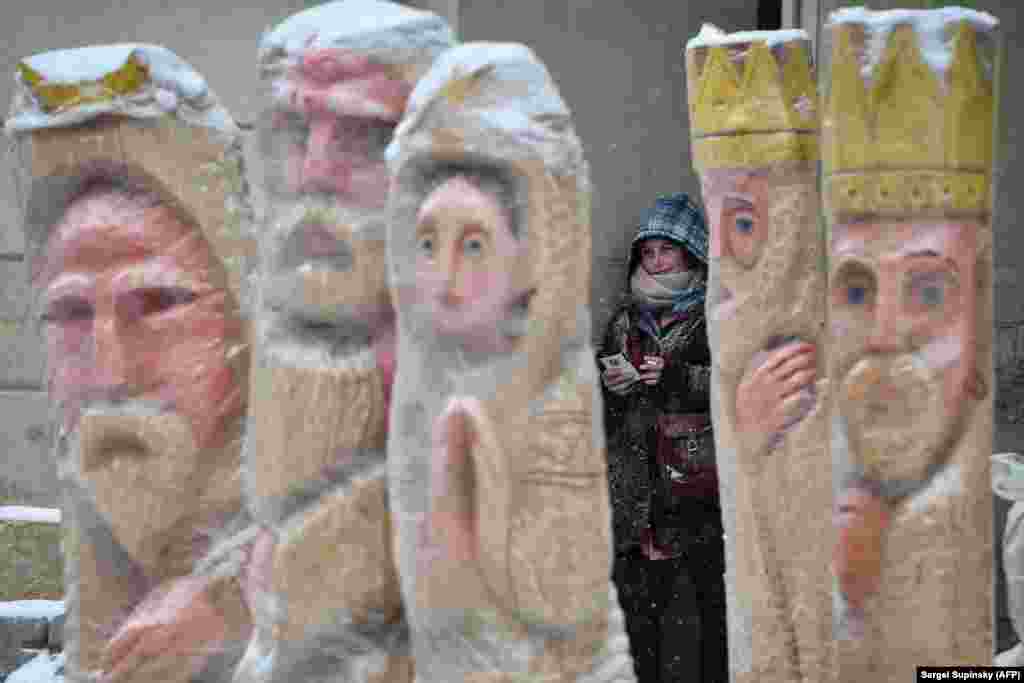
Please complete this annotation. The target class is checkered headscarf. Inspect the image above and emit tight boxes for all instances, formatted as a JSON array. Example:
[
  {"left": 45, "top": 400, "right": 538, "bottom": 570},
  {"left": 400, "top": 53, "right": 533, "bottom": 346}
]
[
  {"left": 630, "top": 192, "right": 708, "bottom": 266},
  {"left": 626, "top": 193, "right": 708, "bottom": 321}
]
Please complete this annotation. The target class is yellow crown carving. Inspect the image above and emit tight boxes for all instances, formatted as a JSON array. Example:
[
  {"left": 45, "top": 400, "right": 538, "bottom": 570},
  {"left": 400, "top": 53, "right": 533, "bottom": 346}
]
[
  {"left": 17, "top": 54, "right": 150, "bottom": 114},
  {"left": 823, "top": 18, "right": 996, "bottom": 218},
  {"left": 686, "top": 36, "right": 819, "bottom": 170}
]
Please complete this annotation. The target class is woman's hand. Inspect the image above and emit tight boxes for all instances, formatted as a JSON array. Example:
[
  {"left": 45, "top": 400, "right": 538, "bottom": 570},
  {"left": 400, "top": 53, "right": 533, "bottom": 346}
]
[
  {"left": 638, "top": 355, "right": 664, "bottom": 386},
  {"left": 602, "top": 366, "right": 639, "bottom": 395}
]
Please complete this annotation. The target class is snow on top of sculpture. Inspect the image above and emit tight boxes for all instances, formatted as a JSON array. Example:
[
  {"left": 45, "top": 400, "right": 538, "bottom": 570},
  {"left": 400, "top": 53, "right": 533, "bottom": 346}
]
[
  {"left": 259, "top": 0, "right": 454, "bottom": 72},
  {"left": 685, "top": 24, "right": 818, "bottom": 170},
  {"left": 829, "top": 6, "right": 997, "bottom": 80},
  {"left": 5, "top": 43, "right": 237, "bottom": 136},
  {"left": 389, "top": 42, "right": 581, "bottom": 178},
  {"left": 685, "top": 23, "right": 808, "bottom": 50}
]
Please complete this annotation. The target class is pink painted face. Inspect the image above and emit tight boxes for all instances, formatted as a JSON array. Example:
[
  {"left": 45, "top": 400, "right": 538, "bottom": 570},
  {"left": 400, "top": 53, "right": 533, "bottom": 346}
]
[
  {"left": 414, "top": 175, "right": 526, "bottom": 351},
  {"left": 639, "top": 238, "right": 689, "bottom": 275},
  {"left": 267, "top": 48, "right": 412, "bottom": 208},
  {"left": 38, "top": 189, "right": 243, "bottom": 449},
  {"left": 697, "top": 166, "right": 822, "bottom": 376},
  {"left": 831, "top": 219, "right": 982, "bottom": 484},
  {"left": 700, "top": 169, "right": 772, "bottom": 322}
]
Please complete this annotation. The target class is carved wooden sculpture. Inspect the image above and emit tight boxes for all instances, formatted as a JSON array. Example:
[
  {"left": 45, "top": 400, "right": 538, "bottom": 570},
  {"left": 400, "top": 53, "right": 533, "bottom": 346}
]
[
  {"left": 822, "top": 8, "right": 998, "bottom": 677},
  {"left": 685, "top": 26, "right": 831, "bottom": 683},
  {"left": 6, "top": 44, "right": 254, "bottom": 682},
  {"left": 234, "top": 2, "right": 454, "bottom": 681},
  {"left": 386, "top": 42, "right": 635, "bottom": 683}
]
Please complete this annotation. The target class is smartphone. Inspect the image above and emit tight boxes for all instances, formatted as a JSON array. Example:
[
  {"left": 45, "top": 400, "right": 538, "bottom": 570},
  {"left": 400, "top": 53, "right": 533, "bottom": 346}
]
[{"left": 600, "top": 353, "right": 640, "bottom": 381}]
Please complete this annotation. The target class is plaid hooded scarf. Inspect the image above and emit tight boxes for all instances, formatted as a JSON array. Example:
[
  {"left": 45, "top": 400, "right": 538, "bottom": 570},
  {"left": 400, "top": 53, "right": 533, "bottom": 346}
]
[{"left": 627, "top": 193, "right": 708, "bottom": 337}]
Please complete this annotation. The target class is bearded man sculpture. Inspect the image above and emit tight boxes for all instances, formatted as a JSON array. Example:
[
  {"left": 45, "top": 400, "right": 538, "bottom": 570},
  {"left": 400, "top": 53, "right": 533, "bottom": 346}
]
[
  {"left": 6, "top": 44, "right": 255, "bottom": 682},
  {"left": 822, "top": 8, "right": 998, "bottom": 677},
  {"left": 233, "top": 2, "right": 454, "bottom": 682},
  {"left": 386, "top": 42, "right": 635, "bottom": 682},
  {"left": 685, "top": 26, "right": 831, "bottom": 683}
]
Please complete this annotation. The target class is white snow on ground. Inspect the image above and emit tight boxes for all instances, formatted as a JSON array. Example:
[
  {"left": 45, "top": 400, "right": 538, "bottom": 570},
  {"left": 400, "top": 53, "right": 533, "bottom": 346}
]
[
  {"left": 0, "top": 600, "right": 64, "bottom": 621},
  {"left": 5, "top": 651, "right": 64, "bottom": 683},
  {"left": 0, "top": 507, "right": 60, "bottom": 524}
]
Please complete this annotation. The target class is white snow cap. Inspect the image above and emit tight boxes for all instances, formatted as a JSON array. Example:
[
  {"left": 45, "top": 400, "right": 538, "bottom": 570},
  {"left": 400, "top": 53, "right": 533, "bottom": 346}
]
[
  {"left": 686, "top": 23, "right": 809, "bottom": 50},
  {"left": 5, "top": 43, "right": 237, "bottom": 136},
  {"left": 389, "top": 42, "right": 570, "bottom": 161},
  {"left": 828, "top": 6, "right": 999, "bottom": 79},
  {"left": 260, "top": 0, "right": 454, "bottom": 60}
]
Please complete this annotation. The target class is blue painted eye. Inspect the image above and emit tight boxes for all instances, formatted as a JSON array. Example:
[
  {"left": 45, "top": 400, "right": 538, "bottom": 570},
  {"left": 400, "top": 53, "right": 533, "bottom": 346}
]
[
  {"left": 846, "top": 286, "right": 867, "bottom": 305},
  {"left": 418, "top": 236, "right": 434, "bottom": 257},
  {"left": 919, "top": 284, "right": 943, "bottom": 307},
  {"left": 910, "top": 274, "right": 946, "bottom": 308},
  {"left": 735, "top": 216, "right": 754, "bottom": 234},
  {"left": 463, "top": 237, "right": 484, "bottom": 257}
]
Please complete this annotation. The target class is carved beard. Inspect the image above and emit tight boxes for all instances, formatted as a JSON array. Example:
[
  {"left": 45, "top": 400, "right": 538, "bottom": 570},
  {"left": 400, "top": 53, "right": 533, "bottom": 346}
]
[
  {"left": 245, "top": 343, "right": 387, "bottom": 523},
  {"left": 837, "top": 351, "right": 962, "bottom": 493},
  {"left": 707, "top": 181, "right": 822, "bottom": 378},
  {"left": 70, "top": 404, "right": 240, "bottom": 578}
]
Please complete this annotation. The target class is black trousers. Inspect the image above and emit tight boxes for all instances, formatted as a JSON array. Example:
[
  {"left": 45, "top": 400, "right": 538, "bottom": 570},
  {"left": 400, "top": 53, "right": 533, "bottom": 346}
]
[{"left": 612, "top": 542, "right": 727, "bottom": 683}]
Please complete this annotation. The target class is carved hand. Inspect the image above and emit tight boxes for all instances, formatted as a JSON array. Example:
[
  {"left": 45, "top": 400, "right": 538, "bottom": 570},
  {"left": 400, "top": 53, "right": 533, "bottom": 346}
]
[
  {"left": 429, "top": 392, "right": 610, "bottom": 632},
  {"left": 735, "top": 341, "right": 816, "bottom": 452},
  {"left": 102, "top": 572, "right": 249, "bottom": 682}
]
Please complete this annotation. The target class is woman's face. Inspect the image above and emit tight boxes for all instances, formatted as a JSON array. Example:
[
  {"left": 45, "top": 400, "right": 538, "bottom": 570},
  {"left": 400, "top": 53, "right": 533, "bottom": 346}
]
[{"left": 640, "top": 238, "right": 689, "bottom": 275}]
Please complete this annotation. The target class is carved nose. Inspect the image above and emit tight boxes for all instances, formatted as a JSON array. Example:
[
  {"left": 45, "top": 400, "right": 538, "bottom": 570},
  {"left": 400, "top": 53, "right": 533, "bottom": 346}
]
[
  {"left": 420, "top": 175, "right": 495, "bottom": 304},
  {"left": 299, "top": 120, "right": 349, "bottom": 195},
  {"left": 92, "top": 314, "right": 132, "bottom": 392},
  {"left": 866, "top": 289, "right": 905, "bottom": 354}
]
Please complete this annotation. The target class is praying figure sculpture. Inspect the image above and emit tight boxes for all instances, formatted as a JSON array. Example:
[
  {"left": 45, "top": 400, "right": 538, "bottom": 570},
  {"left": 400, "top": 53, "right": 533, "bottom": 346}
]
[
  {"left": 6, "top": 44, "right": 255, "bottom": 682},
  {"left": 386, "top": 43, "right": 635, "bottom": 682},
  {"left": 822, "top": 8, "right": 997, "bottom": 677},
  {"left": 685, "top": 26, "right": 831, "bottom": 683},
  {"left": 234, "top": 2, "right": 454, "bottom": 681}
]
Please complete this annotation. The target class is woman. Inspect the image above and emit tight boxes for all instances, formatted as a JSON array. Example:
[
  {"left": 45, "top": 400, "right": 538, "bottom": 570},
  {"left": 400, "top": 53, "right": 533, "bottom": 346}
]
[{"left": 600, "top": 193, "right": 726, "bottom": 683}]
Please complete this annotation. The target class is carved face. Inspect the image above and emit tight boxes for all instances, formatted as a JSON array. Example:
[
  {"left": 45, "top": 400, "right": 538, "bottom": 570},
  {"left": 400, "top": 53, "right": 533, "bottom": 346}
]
[
  {"left": 700, "top": 166, "right": 822, "bottom": 375},
  {"left": 411, "top": 173, "right": 527, "bottom": 353},
  {"left": 264, "top": 48, "right": 410, "bottom": 208},
  {"left": 39, "top": 188, "right": 243, "bottom": 569},
  {"left": 247, "top": 48, "right": 411, "bottom": 515},
  {"left": 830, "top": 219, "right": 980, "bottom": 486}
]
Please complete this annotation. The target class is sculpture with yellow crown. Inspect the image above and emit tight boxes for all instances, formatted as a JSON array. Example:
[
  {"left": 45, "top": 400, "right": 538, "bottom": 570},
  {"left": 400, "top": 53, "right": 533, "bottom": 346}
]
[
  {"left": 686, "top": 25, "right": 831, "bottom": 683},
  {"left": 6, "top": 43, "right": 256, "bottom": 683},
  {"left": 822, "top": 7, "right": 997, "bottom": 678}
]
